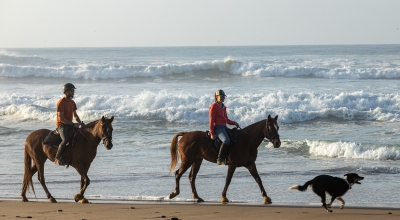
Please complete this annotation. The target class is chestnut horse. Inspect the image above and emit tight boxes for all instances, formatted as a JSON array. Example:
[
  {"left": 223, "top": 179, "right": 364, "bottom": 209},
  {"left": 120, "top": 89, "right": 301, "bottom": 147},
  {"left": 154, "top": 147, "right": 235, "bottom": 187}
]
[
  {"left": 169, "top": 115, "right": 281, "bottom": 204},
  {"left": 21, "top": 116, "right": 114, "bottom": 203}
]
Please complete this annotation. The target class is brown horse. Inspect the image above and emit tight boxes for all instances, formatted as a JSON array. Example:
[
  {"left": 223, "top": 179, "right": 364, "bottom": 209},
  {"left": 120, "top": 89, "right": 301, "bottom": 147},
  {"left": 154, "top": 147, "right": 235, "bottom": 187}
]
[
  {"left": 169, "top": 115, "right": 281, "bottom": 204},
  {"left": 21, "top": 116, "right": 114, "bottom": 203}
]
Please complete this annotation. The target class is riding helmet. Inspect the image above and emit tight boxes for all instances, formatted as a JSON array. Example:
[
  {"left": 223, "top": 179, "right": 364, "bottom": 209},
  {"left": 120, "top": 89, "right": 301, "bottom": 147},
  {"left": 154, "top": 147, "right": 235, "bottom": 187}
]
[
  {"left": 62, "top": 83, "right": 76, "bottom": 93},
  {"left": 215, "top": 89, "right": 227, "bottom": 97}
]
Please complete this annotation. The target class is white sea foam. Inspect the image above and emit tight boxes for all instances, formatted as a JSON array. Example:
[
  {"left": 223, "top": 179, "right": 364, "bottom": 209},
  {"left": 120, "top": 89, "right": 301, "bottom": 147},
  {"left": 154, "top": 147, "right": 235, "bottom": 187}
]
[
  {"left": 1, "top": 90, "right": 400, "bottom": 123},
  {"left": 306, "top": 140, "right": 400, "bottom": 160},
  {"left": 1, "top": 52, "right": 400, "bottom": 79}
]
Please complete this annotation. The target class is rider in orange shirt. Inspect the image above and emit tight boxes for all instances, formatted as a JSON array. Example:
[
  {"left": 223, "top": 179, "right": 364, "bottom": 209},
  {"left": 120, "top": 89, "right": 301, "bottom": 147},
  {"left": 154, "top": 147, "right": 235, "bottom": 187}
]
[{"left": 54, "top": 83, "right": 82, "bottom": 165}]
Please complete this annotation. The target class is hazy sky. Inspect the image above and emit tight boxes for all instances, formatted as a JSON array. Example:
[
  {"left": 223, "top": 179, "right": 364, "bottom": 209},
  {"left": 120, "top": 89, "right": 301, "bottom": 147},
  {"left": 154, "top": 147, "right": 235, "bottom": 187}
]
[{"left": 1, "top": 0, "right": 399, "bottom": 47}]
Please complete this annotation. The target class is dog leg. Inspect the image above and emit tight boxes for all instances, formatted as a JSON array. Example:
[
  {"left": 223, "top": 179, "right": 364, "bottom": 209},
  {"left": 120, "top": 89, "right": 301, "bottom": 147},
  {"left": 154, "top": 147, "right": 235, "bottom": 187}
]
[
  {"left": 318, "top": 193, "right": 332, "bottom": 212},
  {"left": 336, "top": 197, "right": 345, "bottom": 209},
  {"left": 328, "top": 195, "right": 337, "bottom": 208}
]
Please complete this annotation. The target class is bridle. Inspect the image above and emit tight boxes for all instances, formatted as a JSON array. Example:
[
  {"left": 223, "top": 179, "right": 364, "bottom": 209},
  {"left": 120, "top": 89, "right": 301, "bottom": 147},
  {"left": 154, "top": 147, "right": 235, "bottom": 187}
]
[
  {"left": 101, "top": 123, "right": 113, "bottom": 145},
  {"left": 263, "top": 121, "right": 280, "bottom": 142}
]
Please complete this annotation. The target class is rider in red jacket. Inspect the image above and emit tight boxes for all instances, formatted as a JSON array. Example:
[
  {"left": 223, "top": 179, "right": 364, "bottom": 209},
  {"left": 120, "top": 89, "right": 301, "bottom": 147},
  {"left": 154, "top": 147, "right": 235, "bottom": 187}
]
[{"left": 209, "top": 89, "right": 238, "bottom": 165}]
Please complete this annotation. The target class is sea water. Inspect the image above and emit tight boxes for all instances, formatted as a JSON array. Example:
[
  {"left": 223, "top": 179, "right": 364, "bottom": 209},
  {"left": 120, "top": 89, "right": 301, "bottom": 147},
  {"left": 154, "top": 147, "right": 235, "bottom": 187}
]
[{"left": 1, "top": 45, "right": 400, "bottom": 207}]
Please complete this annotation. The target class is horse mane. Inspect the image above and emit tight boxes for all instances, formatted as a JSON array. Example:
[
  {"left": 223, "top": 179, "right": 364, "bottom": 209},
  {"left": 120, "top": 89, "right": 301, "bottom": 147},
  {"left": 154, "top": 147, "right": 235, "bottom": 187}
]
[
  {"left": 242, "top": 119, "right": 266, "bottom": 131},
  {"left": 84, "top": 119, "right": 100, "bottom": 128},
  {"left": 84, "top": 116, "right": 113, "bottom": 128}
]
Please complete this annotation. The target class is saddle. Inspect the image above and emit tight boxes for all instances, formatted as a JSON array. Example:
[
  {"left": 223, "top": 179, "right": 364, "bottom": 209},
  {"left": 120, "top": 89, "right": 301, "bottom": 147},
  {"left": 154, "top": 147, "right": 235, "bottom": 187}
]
[
  {"left": 206, "top": 127, "right": 238, "bottom": 154},
  {"left": 43, "top": 128, "right": 78, "bottom": 148}
]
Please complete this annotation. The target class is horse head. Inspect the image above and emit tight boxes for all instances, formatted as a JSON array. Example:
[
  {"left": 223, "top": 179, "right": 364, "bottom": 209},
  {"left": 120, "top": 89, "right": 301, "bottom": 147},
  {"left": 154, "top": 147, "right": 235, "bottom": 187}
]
[
  {"left": 99, "top": 116, "right": 114, "bottom": 150},
  {"left": 265, "top": 115, "right": 281, "bottom": 148}
]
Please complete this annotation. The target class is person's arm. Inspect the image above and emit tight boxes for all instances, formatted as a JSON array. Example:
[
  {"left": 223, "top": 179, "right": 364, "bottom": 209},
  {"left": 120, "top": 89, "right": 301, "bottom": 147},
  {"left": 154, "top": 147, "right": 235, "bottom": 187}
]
[
  {"left": 209, "top": 104, "right": 216, "bottom": 138},
  {"left": 73, "top": 111, "right": 82, "bottom": 124}
]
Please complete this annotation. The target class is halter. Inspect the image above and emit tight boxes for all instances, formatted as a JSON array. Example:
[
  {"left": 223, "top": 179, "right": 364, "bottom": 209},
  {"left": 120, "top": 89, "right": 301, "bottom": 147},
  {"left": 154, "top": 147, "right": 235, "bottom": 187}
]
[
  {"left": 101, "top": 123, "right": 113, "bottom": 145},
  {"left": 263, "top": 121, "right": 280, "bottom": 142}
]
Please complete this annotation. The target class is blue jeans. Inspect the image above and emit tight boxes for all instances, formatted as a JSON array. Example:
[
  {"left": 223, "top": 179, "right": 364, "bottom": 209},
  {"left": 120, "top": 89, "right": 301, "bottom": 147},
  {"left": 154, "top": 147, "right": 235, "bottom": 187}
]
[{"left": 214, "top": 125, "right": 230, "bottom": 145}]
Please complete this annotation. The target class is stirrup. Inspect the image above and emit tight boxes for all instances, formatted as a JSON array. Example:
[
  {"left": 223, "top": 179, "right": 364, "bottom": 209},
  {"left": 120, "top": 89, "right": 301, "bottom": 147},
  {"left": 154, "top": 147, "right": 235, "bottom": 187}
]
[{"left": 217, "top": 158, "right": 226, "bottom": 166}]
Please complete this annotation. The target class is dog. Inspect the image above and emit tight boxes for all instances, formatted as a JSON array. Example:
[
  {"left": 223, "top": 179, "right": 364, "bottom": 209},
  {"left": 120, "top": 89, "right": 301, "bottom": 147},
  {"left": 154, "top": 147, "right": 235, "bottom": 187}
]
[{"left": 289, "top": 173, "right": 364, "bottom": 212}]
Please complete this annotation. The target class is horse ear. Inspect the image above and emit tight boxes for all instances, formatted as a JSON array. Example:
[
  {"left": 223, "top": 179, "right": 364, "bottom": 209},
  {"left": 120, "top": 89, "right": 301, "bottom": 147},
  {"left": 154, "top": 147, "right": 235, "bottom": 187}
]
[
  {"left": 101, "top": 116, "right": 106, "bottom": 123},
  {"left": 267, "top": 114, "right": 272, "bottom": 120},
  {"left": 110, "top": 116, "right": 114, "bottom": 122},
  {"left": 275, "top": 115, "right": 278, "bottom": 120}
]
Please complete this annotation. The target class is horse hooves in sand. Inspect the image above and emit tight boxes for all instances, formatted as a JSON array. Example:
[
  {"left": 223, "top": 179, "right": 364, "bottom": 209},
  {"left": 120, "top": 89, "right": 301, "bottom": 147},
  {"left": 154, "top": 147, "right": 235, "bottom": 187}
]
[
  {"left": 264, "top": 196, "right": 272, "bottom": 204},
  {"left": 221, "top": 197, "right": 229, "bottom": 203}
]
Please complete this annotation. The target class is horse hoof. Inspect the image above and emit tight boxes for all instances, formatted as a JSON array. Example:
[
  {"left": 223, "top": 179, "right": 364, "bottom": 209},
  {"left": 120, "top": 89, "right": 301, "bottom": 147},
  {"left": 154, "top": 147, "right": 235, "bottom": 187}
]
[
  {"left": 81, "top": 198, "right": 89, "bottom": 203},
  {"left": 22, "top": 197, "right": 28, "bottom": 202},
  {"left": 74, "top": 194, "right": 83, "bottom": 202},
  {"left": 196, "top": 198, "right": 204, "bottom": 203},
  {"left": 221, "top": 197, "right": 229, "bottom": 203},
  {"left": 169, "top": 191, "right": 179, "bottom": 199},
  {"left": 264, "top": 196, "right": 272, "bottom": 204},
  {"left": 50, "top": 197, "right": 57, "bottom": 203}
]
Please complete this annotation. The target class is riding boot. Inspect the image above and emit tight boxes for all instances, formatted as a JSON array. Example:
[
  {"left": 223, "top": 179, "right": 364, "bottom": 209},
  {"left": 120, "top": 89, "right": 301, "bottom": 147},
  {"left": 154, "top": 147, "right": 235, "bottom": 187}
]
[
  {"left": 54, "top": 144, "right": 67, "bottom": 165},
  {"left": 217, "top": 143, "right": 228, "bottom": 165}
]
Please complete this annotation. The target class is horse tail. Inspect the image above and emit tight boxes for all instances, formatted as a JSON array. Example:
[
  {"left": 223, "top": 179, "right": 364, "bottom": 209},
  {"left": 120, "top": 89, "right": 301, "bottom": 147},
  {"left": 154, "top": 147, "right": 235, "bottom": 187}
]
[
  {"left": 169, "top": 132, "right": 185, "bottom": 173},
  {"left": 22, "top": 147, "right": 35, "bottom": 196},
  {"left": 289, "top": 180, "right": 313, "bottom": 192}
]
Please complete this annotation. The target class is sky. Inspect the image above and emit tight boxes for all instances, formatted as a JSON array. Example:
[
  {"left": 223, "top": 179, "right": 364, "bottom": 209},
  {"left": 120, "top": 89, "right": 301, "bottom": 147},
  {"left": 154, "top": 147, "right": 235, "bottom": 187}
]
[{"left": 1, "top": 0, "right": 399, "bottom": 47}]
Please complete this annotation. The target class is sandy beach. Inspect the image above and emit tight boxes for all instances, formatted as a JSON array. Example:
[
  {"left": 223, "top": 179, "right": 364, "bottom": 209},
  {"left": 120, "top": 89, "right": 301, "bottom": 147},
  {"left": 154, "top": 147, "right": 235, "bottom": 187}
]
[{"left": 0, "top": 200, "right": 398, "bottom": 220}]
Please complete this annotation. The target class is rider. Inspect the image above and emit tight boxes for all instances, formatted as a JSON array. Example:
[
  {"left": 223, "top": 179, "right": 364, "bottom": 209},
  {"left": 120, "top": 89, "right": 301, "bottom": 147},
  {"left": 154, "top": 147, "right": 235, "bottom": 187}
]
[
  {"left": 209, "top": 89, "right": 239, "bottom": 165},
  {"left": 54, "top": 83, "right": 82, "bottom": 165}
]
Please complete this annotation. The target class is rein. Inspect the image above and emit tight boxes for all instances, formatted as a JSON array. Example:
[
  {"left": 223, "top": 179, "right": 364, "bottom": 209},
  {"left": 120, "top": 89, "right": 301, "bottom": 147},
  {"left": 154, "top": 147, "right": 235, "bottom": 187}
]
[
  {"left": 76, "top": 119, "right": 113, "bottom": 146},
  {"left": 74, "top": 122, "right": 108, "bottom": 145},
  {"left": 237, "top": 120, "right": 279, "bottom": 143},
  {"left": 236, "top": 125, "right": 249, "bottom": 135},
  {"left": 77, "top": 127, "right": 90, "bottom": 141}
]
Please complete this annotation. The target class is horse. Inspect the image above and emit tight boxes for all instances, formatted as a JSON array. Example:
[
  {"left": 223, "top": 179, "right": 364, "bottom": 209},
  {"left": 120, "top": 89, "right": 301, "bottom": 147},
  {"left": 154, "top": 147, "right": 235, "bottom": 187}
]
[
  {"left": 21, "top": 116, "right": 114, "bottom": 203},
  {"left": 169, "top": 115, "right": 281, "bottom": 204}
]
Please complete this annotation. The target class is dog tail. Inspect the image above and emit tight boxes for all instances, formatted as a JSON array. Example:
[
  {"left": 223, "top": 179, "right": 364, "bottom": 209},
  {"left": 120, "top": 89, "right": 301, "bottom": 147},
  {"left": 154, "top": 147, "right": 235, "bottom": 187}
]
[{"left": 289, "top": 180, "right": 313, "bottom": 191}]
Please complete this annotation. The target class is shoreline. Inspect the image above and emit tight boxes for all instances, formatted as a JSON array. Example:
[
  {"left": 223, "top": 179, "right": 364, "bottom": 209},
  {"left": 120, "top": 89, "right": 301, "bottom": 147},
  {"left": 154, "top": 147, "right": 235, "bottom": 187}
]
[
  {"left": 0, "top": 200, "right": 399, "bottom": 220},
  {"left": 2, "top": 197, "right": 400, "bottom": 209}
]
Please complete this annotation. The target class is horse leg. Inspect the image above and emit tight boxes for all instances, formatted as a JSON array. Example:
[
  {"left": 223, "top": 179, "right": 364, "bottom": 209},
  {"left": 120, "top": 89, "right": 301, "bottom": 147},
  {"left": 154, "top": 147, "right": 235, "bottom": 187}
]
[
  {"left": 188, "top": 157, "right": 204, "bottom": 202},
  {"left": 246, "top": 162, "right": 272, "bottom": 204},
  {"left": 21, "top": 164, "right": 38, "bottom": 202},
  {"left": 169, "top": 160, "right": 192, "bottom": 200},
  {"left": 80, "top": 176, "right": 84, "bottom": 190},
  {"left": 221, "top": 164, "right": 237, "bottom": 203},
  {"left": 74, "top": 166, "right": 90, "bottom": 203},
  {"left": 36, "top": 160, "right": 57, "bottom": 203}
]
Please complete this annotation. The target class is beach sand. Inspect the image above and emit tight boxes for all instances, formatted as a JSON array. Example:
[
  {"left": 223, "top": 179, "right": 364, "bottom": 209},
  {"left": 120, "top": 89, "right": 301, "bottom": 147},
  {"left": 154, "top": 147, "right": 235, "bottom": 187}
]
[{"left": 0, "top": 200, "right": 398, "bottom": 220}]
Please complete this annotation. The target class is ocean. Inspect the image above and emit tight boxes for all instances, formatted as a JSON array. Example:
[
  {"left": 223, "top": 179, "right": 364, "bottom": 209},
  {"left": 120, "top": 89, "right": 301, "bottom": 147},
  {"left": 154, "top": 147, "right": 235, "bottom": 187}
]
[{"left": 1, "top": 45, "right": 399, "bottom": 207}]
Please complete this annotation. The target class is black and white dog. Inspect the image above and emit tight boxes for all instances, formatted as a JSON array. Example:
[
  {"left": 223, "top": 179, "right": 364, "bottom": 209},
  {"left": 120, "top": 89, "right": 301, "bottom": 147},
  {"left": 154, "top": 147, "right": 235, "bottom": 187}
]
[{"left": 289, "top": 173, "right": 364, "bottom": 212}]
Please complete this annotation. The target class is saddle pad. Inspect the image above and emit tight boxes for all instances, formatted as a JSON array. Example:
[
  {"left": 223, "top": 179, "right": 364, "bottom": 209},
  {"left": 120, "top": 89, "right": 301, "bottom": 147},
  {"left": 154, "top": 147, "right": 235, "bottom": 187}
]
[{"left": 43, "top": 130, "right": 62, "bottom": 146}]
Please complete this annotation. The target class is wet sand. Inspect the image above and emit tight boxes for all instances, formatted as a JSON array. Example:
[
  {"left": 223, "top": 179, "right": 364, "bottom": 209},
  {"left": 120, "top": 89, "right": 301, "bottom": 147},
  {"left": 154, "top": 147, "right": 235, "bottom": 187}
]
[{"left": 0, "top": 200, "right": 399, "bottom": 220}]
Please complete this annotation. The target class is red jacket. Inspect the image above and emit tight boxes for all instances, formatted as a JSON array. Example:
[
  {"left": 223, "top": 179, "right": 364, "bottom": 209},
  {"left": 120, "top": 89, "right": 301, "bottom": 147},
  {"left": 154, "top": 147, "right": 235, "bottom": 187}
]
[{"left": 209, "top": 102, "right": 236, "bottom": 136}]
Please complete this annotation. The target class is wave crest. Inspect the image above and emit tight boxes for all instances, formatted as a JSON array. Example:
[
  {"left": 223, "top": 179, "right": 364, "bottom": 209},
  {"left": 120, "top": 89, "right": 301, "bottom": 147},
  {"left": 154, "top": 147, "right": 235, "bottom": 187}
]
[
  {"left": 306, "top": 140, "right": 400, "bottom": 160},
  {"left": 1, "top": 51, "right": 400, "bottom": 79}
]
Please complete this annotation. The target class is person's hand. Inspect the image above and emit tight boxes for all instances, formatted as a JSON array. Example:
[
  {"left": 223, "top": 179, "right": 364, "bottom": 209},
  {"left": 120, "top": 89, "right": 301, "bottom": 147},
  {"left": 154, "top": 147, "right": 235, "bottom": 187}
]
[
  {"left": 211, "top": 134, "right": 216, "bottom": 140},
  {"left": 73, "top": 123, "right": 80, "bottom": 128}
]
